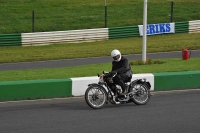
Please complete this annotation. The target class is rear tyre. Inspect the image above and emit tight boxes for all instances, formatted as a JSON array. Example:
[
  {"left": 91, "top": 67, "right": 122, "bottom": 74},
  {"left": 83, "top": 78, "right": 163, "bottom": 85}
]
[
  {"left": 131, "top": 84, "right": 150, "bottom": 105},
  {"left": 85, "top": 85, "right": 107, "bottom": 109}
]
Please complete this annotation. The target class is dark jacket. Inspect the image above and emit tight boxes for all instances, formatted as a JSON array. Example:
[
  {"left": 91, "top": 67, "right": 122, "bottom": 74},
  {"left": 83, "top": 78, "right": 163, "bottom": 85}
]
[{"left": 111, "top": 56, "right": 133, "bottom": 78}]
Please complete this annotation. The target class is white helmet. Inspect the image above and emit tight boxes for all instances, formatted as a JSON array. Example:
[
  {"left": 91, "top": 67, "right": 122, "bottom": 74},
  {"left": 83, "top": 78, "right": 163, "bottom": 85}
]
[{"left": 111, "top": 49, "right": 121, "bottom": 62}]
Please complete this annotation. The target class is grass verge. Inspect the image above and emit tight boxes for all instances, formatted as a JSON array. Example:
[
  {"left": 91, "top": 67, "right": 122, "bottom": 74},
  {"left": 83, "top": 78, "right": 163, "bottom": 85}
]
[
  {"left": 0, "top": 33, "right": 200, "bottom": 63},
  {"left": 0, "top": 58, "right": 200, "bottom": 81}
]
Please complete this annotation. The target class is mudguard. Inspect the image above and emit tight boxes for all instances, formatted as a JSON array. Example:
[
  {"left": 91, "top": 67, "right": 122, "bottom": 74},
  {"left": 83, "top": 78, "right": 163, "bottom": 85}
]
[
  {"left": 88, "top": 83, "right": 107, "bottom": 92},
  {"left": 88, "top": 83, "right": 101, "bottom": 87},
  {"left": 131, "top": 79, "right": 151, "bottom": 89}
]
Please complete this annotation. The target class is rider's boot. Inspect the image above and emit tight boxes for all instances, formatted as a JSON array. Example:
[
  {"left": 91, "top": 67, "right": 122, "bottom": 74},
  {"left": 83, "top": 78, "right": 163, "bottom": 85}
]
[
  {"left": 117, "top": 80, "right": 127, "bottom": 95},
  {"left": 113, "top": 95, "right": 120, "bottom": 104}
]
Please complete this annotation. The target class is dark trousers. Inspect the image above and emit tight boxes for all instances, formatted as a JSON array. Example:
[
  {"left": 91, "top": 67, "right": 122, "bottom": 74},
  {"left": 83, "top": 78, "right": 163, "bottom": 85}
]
[{"left": 108, "top": 73, "right": 132, "bottom": 93}]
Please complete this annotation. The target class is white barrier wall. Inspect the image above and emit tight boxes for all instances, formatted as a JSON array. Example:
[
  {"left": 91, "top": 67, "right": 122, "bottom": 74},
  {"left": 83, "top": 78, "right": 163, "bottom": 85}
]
[
  {"left": 71, "top": 74, "right": 154, "bottom": 96},
  {"left": 21, "top": 20, "right": 200, "bottom": 46},
  {"left": 189, "top": 20, "right": 200, "bottom": 33},
  {"left": 22, "top": 28, "right": 108, "bottom": 46},
  {"left": 71, "top": 76, "right": 99, "bottom": 96}
]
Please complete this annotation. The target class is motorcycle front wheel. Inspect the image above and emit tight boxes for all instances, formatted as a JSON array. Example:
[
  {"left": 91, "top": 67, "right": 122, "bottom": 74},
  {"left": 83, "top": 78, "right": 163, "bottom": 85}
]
[
  {"left": 131, "top": 84, "right": 150, "bottom": 105},
  {"left": 85, "top": 85, "right": 107, "bottom": 109}
]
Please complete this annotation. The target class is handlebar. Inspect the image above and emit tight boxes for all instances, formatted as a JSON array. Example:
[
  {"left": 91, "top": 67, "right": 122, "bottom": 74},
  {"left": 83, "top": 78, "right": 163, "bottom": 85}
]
[
  {"left": 112, "top": 72, "right": 117, "bottom": 78},
  {"left": 98, "top": 71, "right": 117, "bottom": 78}
]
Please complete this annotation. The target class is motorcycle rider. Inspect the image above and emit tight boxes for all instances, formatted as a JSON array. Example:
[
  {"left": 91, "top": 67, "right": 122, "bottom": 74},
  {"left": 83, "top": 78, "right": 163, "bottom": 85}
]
[{"left": 108, "top": 49, "right": 133, "bottom": 95}]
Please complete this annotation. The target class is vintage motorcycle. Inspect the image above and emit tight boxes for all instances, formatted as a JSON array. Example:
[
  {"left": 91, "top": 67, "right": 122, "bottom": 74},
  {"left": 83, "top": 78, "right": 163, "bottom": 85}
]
[{"left": 85, "top": 71, "right": 151, "bottom": 109}]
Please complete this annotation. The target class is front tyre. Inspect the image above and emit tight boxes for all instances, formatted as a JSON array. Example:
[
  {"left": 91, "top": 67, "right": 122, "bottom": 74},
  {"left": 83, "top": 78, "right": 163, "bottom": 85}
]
[
  {"left": 131, "top": 84, "right": 150, "bottom": 105},
  {"left": 85, "top": 85, "right": 107, "bottom": 109}
]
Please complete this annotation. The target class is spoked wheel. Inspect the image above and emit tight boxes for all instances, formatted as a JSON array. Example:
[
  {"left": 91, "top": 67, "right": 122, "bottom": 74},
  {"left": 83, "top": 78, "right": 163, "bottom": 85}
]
[
  {"left": 131, "top": 84, "right": 150, "bottom": 105},
  {"left": 85, "top": 85, "right": 107, "bottom": 109}
]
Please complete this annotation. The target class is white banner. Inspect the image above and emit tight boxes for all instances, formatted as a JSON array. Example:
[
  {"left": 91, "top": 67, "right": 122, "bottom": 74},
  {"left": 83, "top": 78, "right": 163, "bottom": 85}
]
[{"left": 138, "top": 23, "right": 175, "bottom": 36}]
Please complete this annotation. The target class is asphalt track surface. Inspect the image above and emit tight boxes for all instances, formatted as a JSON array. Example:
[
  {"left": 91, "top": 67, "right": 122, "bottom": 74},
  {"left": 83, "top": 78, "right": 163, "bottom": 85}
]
[
  {"left": 0, "top": 89, "right": 200, "bottom": 133},
  {"left": 0, "top": 50, "right": 199, "bottom": 71}
]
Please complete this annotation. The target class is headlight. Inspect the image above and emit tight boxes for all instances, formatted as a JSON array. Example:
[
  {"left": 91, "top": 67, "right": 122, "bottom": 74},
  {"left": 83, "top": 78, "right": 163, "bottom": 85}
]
[{"left": 99, "top": 75, "right": 104, "bottom": 83}]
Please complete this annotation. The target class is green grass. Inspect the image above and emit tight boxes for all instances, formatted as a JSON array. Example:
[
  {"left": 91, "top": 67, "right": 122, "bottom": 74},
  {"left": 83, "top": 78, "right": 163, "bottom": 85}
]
[
  {"left": 0, "top": 33, "right": 199, "bottom": 81},
  {"left": 0, "top": 58, "right": 200, "bottom": 81},
  {"left": 0, "top": 0, "right": 199, "bottom": 34},
  {"left": 0, "top": 33, "right": 200, "bottom": 63}
]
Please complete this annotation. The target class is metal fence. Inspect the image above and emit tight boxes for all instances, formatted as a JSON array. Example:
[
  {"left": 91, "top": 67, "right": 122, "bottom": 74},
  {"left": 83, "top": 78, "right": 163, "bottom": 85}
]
[
  {"left": 1, "top": 20, "right": 199, "bottom": 46},
  {"left": 22, "top": 28, "right": 108, "bottom": 46},
  {"left": 0, "top": 34, "right": 21, "bottom": 46},
  {"left": 189, "top": 20, "right": 200, "bottom": 33}
]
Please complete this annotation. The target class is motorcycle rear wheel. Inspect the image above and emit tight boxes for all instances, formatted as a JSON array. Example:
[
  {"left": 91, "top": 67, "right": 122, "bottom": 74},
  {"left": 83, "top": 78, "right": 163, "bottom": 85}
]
[
  {"left": 85, "top": 85, "right": 107, "bottom": 109},
  {"left": 131, "top": 84, "right": 150, "bottom": 105}
]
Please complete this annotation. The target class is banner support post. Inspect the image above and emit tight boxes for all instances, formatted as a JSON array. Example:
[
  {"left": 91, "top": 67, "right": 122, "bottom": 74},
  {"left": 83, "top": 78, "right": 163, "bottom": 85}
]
[{"left": 142, "top": 0, "right": 147, "bottom": 63}]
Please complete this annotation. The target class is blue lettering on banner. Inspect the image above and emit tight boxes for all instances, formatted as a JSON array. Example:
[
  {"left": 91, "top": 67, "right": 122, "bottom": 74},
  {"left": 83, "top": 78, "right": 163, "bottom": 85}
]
[
  {"left": 166, "top": 23, "right": 171, "bottom": 32},
  {"left": 155, "top": 24, "right": 159, "bottom": 33},
  {"left": 160, "top": 24, "right": 165, "bottom": 32},
  {"left": 138, "top": 22, "right": 174, "bottom": 36},
  {"left": 145, "top": 23, "right": 173, "bottom": 35},
  {"left": 149, "top": 24, "right": 155, "bottom": 34}
]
